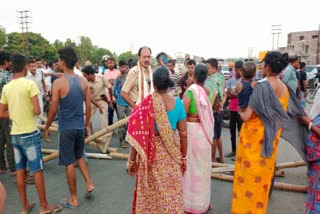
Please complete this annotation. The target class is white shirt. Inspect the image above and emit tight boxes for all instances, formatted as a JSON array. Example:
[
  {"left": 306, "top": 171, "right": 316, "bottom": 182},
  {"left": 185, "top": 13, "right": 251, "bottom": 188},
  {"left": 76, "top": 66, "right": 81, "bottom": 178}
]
[{"left": 26, "top": 70, "right": 44, "bottom": 93}]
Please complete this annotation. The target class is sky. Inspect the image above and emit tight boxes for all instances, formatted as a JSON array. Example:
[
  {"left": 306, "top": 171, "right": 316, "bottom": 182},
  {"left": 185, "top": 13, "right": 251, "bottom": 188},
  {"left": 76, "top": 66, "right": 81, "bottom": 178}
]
[{"left": 1, "top": 0, "right": 320, "bottom": 59}]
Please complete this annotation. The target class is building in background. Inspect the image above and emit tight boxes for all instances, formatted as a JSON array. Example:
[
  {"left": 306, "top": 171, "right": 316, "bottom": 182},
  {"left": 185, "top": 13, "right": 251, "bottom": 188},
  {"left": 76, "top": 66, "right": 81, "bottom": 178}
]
[{"left": 281, "top": 30, "right": 320, "bottom": 65}]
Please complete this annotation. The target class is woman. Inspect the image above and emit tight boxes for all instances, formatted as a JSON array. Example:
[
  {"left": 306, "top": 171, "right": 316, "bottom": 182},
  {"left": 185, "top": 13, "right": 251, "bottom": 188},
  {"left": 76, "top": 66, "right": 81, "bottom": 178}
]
[
  {"left": 299, "top": 89, "right": 320, "bottom": 214},
  {"left": 127, "top": 66, "right": 187, "bottom": 214},
  {"left": 183, "top": 64, "right": 214, "bottom": 214},
  {"left": 231, "top": 52, "right": 291, "bottom": 214}
]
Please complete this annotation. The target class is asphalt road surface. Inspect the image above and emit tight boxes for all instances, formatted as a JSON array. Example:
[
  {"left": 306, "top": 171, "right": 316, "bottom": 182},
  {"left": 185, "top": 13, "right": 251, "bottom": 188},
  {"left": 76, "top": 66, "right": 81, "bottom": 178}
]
[{"left": 1, "top": 107, "right": 310, "bottom": 214}]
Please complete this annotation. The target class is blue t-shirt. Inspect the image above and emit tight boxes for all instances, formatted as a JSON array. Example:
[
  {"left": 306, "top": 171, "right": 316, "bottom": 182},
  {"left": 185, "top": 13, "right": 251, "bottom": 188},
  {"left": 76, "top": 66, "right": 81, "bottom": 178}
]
[
  {"left": 155, "top": 97, "right": 186, "bottom": 131},
  {"left": 113, "top": 76, "right": 129, "bottom": 107}
]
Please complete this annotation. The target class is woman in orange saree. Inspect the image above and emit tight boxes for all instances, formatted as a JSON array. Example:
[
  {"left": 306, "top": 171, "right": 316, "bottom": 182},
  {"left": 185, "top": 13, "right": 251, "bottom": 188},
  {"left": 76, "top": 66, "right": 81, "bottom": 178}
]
[
  {"left": 231, "top": 52, "right": 291, "bottom": 214},
  {"left": 127, "top": 66, "right": 187, "bottom": 214}
]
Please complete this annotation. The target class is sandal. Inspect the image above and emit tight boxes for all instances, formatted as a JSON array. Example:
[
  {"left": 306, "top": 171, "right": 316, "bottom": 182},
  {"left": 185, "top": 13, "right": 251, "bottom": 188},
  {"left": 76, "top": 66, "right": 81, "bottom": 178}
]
[
  {"left": 20, "top": 202, "right": 35, "bottom": 214},
  {"left": 40, "top": 204, "right": 63, "bottom": 214},
  {"left": 85, "top": 188, "right": 96, "bottom": 198},
  {"left": 59, "top": 199, "right": 79, "bottom": 209}
]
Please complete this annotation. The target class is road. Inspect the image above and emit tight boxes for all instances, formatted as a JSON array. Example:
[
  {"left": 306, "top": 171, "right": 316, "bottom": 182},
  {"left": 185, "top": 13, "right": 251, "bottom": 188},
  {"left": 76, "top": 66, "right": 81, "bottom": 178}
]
[{"left": 1, "top": 108, "right": 309, "bottom": 214}]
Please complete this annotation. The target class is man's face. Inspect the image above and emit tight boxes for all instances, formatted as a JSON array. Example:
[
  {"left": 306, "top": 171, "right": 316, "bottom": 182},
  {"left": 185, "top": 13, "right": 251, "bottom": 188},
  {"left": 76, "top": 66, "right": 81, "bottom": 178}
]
[
  {"left": 139, "top": 48, "right": 151, "bottom": 69},
  {"left": 167, "top": 62, "right": 175, "bottom": 72},
  {"left": 107, "top": 59, "right": 115, "bottom": 70},
  {"left": 83, "top": 73, "right": 94, "bottom": 81},
  {"left": 292, "top": 60, "right": 300, "bottom": 70},
  {"left": 206, "top": 63, "right": 216, "bottom": 74},
  {"left": 29, "top": 63, "right": 37, "bottom": 72},
  {"left": 235, "top": 68, "right": 242, "bottom": 78},
  {"left": 4, "top": 60, "right": 12, "bottom": 71},
  {"left": 119, "top": 65, "right": 128, "bottom": 73},
  {"left": 187, "top": 64, "right": 195, "bottom": 75},
  {"left": 301, "top": 66, "right": 306, "bottom": 72},
  {"left": 36, "top": 61, "right": 42, "bottom": 69}
]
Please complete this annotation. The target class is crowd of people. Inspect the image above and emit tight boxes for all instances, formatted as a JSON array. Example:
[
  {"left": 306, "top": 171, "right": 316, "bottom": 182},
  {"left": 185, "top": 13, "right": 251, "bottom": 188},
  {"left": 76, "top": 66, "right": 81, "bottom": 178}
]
[{"left": 0, "top": 45, "right": 319, "bottom": 214}]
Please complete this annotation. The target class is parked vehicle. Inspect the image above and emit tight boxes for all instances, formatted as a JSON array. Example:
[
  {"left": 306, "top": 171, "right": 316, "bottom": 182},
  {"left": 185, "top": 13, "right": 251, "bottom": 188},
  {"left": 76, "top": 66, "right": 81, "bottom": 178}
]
[
  {"left": 221, "top": 65, "right": 230, "bottom": 80},
  {"left": 306, "top": 73, "right": 319, "bottom": 103}
]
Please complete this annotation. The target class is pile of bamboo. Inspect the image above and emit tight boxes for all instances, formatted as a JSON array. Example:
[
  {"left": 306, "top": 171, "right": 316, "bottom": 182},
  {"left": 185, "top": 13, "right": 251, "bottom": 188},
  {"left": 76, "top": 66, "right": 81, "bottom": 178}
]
[{"left": 211, "top": 161, "right": 307, "bottom": 193}]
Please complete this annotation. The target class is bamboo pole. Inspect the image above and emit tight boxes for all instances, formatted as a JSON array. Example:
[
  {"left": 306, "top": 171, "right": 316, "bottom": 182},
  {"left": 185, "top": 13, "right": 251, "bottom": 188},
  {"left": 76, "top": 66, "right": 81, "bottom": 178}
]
[
  {"left": 212, "top": 162, "right": 231, "bottom": 167},
  {"left": 38, "top": 115, "right": 59, "bottom": 128},
  {"left": 85, "top": 117, "right": 128, "bottom": 143},
  {"left": 43, "top": 152, "right": 59, "bottom": 162},
  {"left": 109, "top": 152, "right": 129, "bottom": 160},
  {"left": 37, "top": 125, "right": 58, "bottom": 132},
  {"left": 276, "top": 161, "right": 306, "bottom": 170},
  {"left": 86, "top": 153, "right": 112, "bottom": 160},
  {"left": 211, "top": 173, "right": 307, "bottom": 193}
]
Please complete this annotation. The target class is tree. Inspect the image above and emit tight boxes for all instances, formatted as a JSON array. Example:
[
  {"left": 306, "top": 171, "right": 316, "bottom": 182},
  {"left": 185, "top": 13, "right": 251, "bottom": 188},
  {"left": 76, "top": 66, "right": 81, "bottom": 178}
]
[
  {"left": 5, "top": 32, "right": 56, "bottom": 61},
  {"left": 0, "top": 26, "right": 6, "bottom": 49},
  {"left": 118, "top": 51, "right": 138, "bottom": 63},
  {"left": 52, "top": 39, "right": 64, "bottom": 51},
  {"left": 77, "top": 36, "right": 95, "bottom": 64}
]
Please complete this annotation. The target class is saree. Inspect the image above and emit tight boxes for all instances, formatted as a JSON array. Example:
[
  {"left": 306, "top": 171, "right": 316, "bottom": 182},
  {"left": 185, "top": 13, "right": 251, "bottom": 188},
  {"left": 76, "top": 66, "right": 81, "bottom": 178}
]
[
  {"left": 231, "top": 87, "right": 289, "bottom": 214},
  {"left": 183, "top": 84, "right": 214, "bottom": 214},
  {"left": 305, "top": 115, "right": 320, "bottom": 214},
  {"left": 126, "top": 93, "right": 183, "bottom": 214}
]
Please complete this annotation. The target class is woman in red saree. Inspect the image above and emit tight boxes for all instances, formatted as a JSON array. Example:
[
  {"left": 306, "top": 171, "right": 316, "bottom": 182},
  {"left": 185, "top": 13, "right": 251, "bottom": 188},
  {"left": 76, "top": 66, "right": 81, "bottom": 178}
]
[{"left": 127, "top": 66, "right": 188, "bottom": 214}]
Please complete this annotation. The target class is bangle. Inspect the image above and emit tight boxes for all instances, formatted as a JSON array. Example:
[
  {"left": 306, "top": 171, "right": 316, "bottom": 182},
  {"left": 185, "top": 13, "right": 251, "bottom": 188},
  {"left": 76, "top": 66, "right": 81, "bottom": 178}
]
[
  {"left": 181, "top": 156, "right": 187, "bottom": 160},
  {"left": 309, "top": 122, "right": 313, "bottom": 130},
  {"left": 129, "top": 159, "right": 136, "bottom": 163}
]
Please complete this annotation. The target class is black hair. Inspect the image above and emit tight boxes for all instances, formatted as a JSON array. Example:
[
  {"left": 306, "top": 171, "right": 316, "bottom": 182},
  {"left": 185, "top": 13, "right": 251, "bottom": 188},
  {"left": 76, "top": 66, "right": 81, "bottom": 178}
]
[
  {"left": 153, "top": 66, "right": 174, "bottom": 91},
  {"left": 58, "top": 46, "right": 78, "bottom": 69},
  {"left": 118, "top": 60, "right": 127, "bottom": 67},
  {"left": 138, "top": 46, "right": 152, "bottom": 56},
  {"left": 206, "top": 58, "right": 218, "bottom": 69},
  {"left": 156, "top": 52, "right": 167, "bottom": 60},
  {"left": 35, "top": 58, "right": 42, "bottom": 62},
  {"left": 82, "top": 66, "right": 95, "bottom": 75},
  {"left": 300, "top": 62, "right": 306, "bottom": 69},
  {"left": 106, "top": 57, "right": 117, "bottom": 69},
  {"left": 235, "top": 60, "right": 243, "bottom": 69},
  {"left": 11, "top": 53, "right": 28, "bottom": 73},
  {"left": 48, "top": 59, "right": 58, "bottom": 68},
  {"left": 242, "top": 62, "right": 256, "bottom": 79},
  {"left": 167, "top": 59, "right": 175, "bottom": 66},
  {"left": 128, "top": 58, "right": 137, "bottom": 69},
  {"left": 187, "top": 59, "right": 196, "bottom": 66},
  {"left": 0, "top": 51, "right": 11, "bottom": 66},
  {"left": 289, "top": 55, "right": 299, "bottom": 63},
  {"left": 263, "top": 51, "right": 289, "bottom": 74},
  {"left": 28, "top": 59, "right": 36, "bottom": 64},
  {"left": 194, "top": 64, "right": 208, "bottom": 84}
]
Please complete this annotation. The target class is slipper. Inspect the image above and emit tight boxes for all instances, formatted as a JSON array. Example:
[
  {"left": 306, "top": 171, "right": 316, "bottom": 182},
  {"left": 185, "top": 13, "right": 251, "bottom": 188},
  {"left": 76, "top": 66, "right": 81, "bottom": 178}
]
[
  {"left": 85, "top": 188, "right": 96, "bottom": 198},
  {"left": 25, "top": 176, "right": 34, "bottom": 185},
  {"left": 40, "top": 204, "right": 63, "bottom": 214},
  {"left": 59, "top": 199, "right": 78, "bottom": 209},
  {"left": 20, "top": 202, "right": 35, "bottom": 214},
  {"left": 216, "top": 157, "right": 224, "bottom": 163}
]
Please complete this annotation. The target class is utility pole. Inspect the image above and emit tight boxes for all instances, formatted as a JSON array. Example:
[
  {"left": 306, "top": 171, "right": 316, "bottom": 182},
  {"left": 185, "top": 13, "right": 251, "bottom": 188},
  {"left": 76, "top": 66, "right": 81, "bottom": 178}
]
[
  {"left": 17, "top": 10, "right": 31, "bottom": 55},
  {"left": 272, "top": 25, "right": 282, "bottom": 51}
]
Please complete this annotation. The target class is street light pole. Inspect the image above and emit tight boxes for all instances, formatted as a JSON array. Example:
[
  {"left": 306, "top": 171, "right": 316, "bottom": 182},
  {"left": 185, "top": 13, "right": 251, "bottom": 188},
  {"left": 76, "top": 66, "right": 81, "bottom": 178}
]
[{"left": 272, "top": 25, "right": 282, "bottom": 51}]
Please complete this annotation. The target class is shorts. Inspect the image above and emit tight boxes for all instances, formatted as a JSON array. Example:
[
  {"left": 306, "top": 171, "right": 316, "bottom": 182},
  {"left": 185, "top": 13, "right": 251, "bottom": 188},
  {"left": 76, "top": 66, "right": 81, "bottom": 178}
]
[
  {"left": 11, "top": 131, "right": 43, "bottom": 173},
  {"left": 214, "top": 111, "right": 223, "bottom": 139},
  {"left": 59, "top": 129, "right": 85, "bottom": 166}
]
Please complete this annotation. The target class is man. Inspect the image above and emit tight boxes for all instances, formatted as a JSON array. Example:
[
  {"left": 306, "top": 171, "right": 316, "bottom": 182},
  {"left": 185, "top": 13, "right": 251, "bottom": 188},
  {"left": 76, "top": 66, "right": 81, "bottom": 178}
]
[
  {"left": 156, "top": 52, "right": 168, "bottom": 67},
  {"left": 179, "top": 59, "right": 196, "bottom": 99},
  {"left": 299, "top": 62, "right": 308, "bottom": 108},
  {"left": 113, "top": 60, "right": 131, "bottom": 148},
  {"left": 82, "top": 65, "right": 112, "bottom": 149},
  {"left": 0, "top": 51, "right": 15, "bottom": 176},
  {"left": 103, "top": 57, "right": 120, "bottom": 126},
  {"left": 0, "top": 53, "right": 62, "bottom": 214},
  {"left": 44, "top": 47, "right": 95, "bottom": 208},
  {"left": 283, "top": 55, "right": 299, "bottom": 92},
  {"left": 26, "top": 59, "right": 47, "bottom": 122},
  {"left": 225, "top": 61, "right": 242, "bottom": 159},
  {"left": 205, "top": 58, "right": 226, "bottom": 163},
  {"left": 121, "top": 46, "right": 154, "bottom": 108},
  {"left": 167, "top": 59, "right": 181, "bottom": 97}
]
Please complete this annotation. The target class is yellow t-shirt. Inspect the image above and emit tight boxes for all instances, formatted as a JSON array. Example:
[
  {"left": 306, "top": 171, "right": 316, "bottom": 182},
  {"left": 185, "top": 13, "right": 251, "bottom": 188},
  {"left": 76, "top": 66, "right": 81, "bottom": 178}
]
[{"left": 1, "top": 78, "right": 40, "bottom": 135}]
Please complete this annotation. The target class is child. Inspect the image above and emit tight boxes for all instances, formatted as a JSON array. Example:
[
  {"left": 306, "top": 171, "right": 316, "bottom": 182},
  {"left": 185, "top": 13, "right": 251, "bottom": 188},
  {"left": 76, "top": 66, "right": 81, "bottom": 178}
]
[
  {"left": 0, "top": 53, "right": 62, "bottom": 214},
  {"left": 236, "top": 61, "right": 257, "bottom": 112},
  {"left": 113, "top": 60, "right": 131, "bottom": 148}
]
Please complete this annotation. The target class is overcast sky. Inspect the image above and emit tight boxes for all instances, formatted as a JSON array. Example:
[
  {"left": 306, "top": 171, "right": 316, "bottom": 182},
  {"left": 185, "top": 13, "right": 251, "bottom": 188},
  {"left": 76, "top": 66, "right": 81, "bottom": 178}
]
[{"left": 1, "top": 0, "right": 319, "bottom": 59}]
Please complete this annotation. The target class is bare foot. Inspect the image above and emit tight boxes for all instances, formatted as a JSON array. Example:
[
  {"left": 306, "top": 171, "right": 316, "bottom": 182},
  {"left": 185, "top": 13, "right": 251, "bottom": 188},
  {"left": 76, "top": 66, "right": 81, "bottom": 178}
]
[
  {"left": 40, "top": 204, "right": 63, "bottom": 214},
  {"left": 20, "top": 202, "right": 35, "bottom": 214}
]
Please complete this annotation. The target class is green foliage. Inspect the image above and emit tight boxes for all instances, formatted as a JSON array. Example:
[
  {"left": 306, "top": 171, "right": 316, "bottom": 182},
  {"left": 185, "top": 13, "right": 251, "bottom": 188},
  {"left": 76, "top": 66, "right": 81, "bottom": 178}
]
[
  {"left": 118, "top": 51, "right": 138, "bottom": 63},
  {"left": 5, "top": 32, "right": 56, "bottom": 61},
  {"left": 0, "top": 26, "right": 6, "bottom": 49},
  {"left": 91, "top": 47, "right": 113, "bottom": 64}
]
